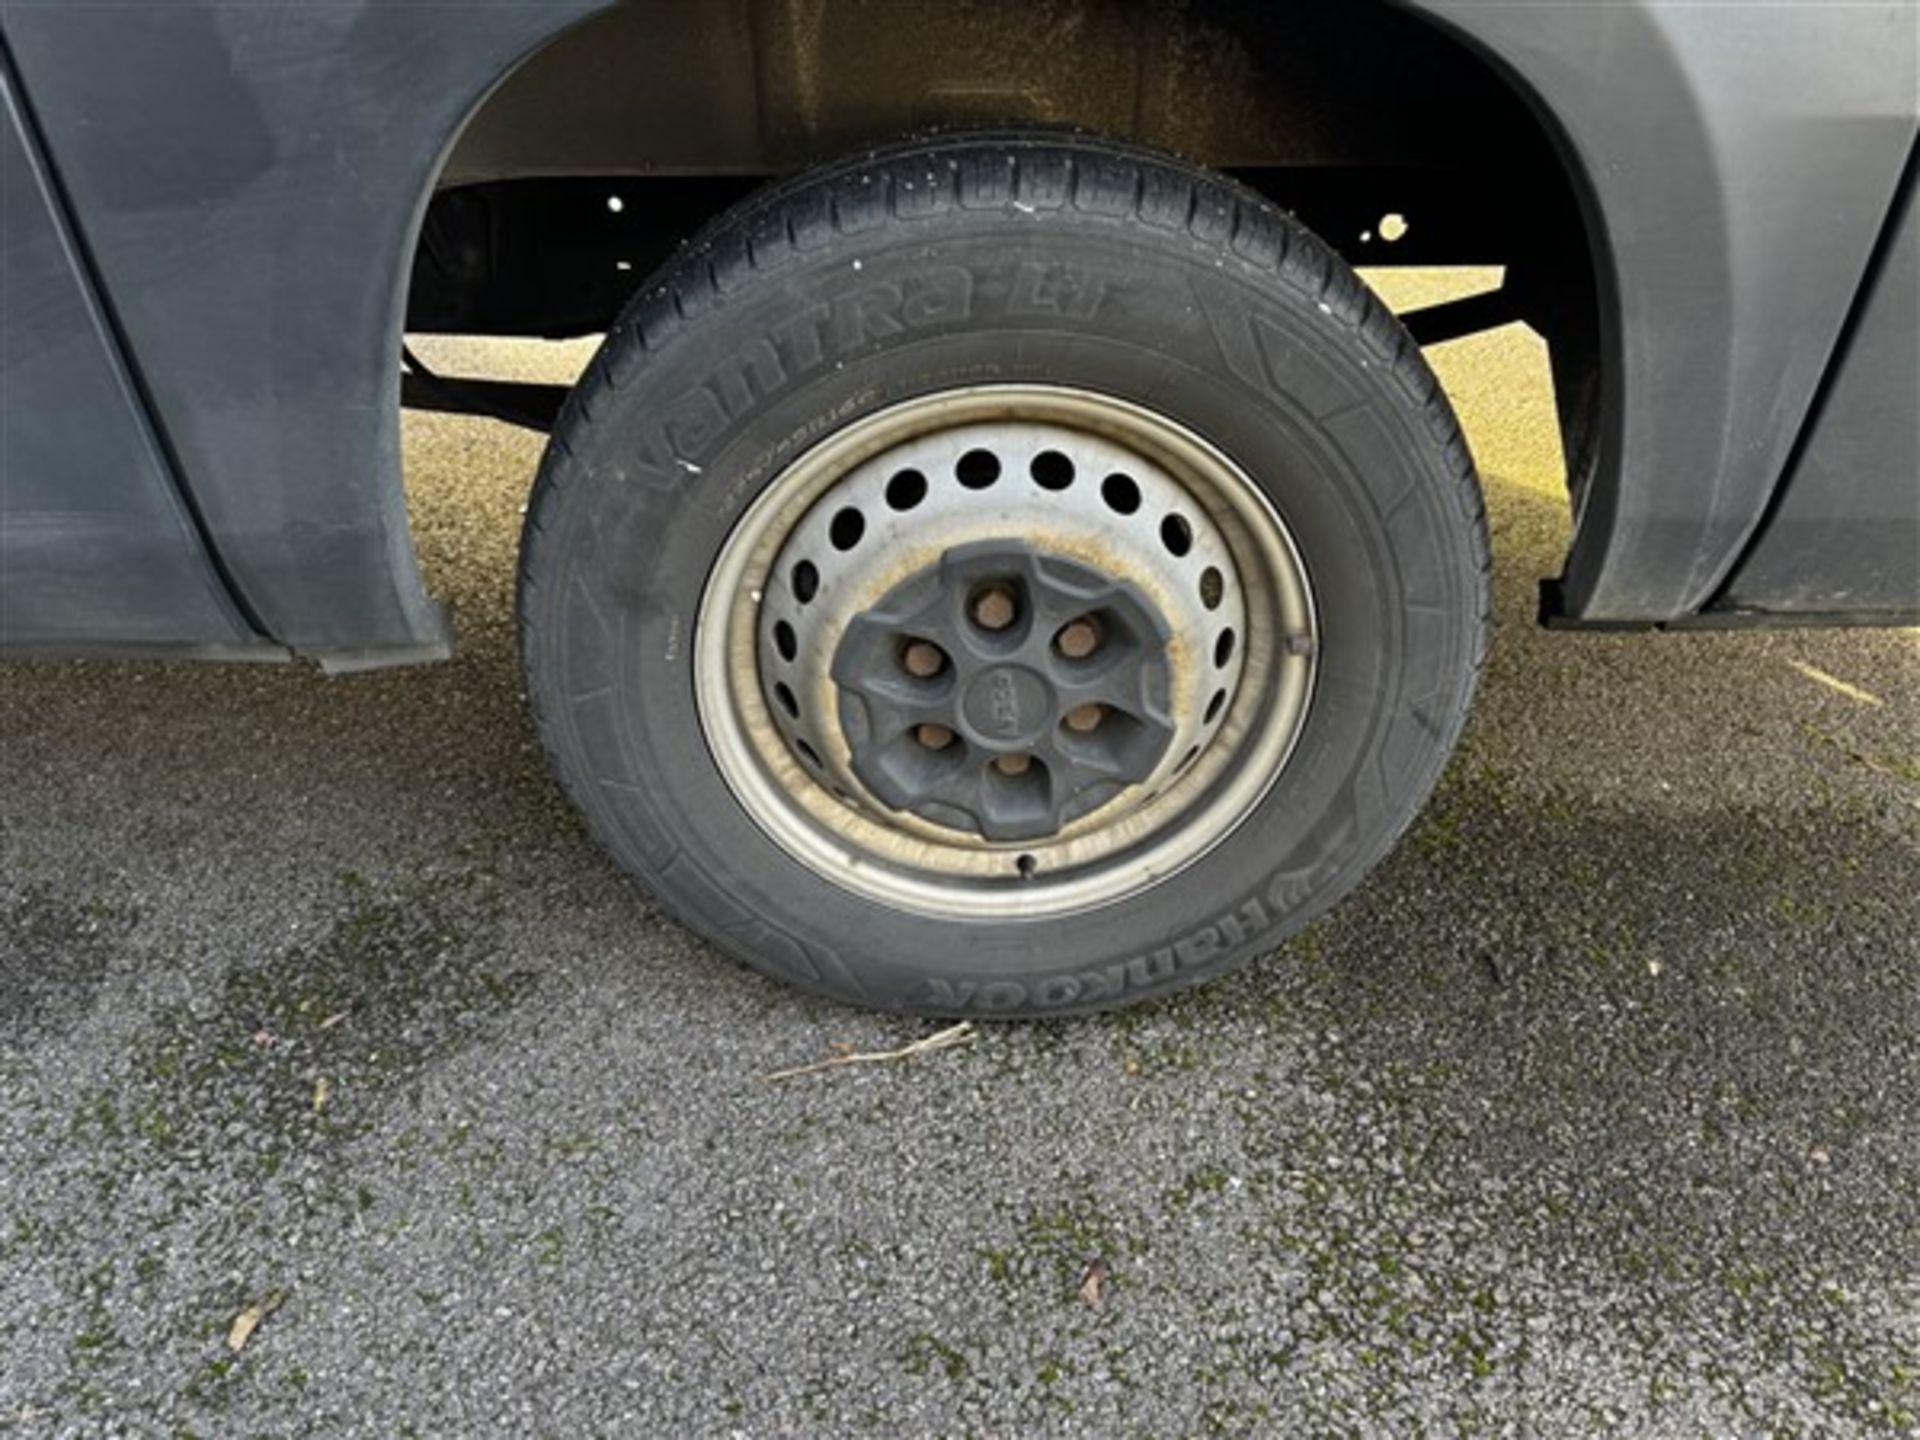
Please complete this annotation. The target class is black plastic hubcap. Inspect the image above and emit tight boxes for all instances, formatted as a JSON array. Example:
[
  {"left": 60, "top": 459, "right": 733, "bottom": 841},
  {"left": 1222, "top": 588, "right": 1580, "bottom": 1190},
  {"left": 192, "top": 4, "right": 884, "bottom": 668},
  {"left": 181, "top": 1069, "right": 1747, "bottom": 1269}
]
[{"left": 830, "top": 541, "right": 1177, "bottom": 842}]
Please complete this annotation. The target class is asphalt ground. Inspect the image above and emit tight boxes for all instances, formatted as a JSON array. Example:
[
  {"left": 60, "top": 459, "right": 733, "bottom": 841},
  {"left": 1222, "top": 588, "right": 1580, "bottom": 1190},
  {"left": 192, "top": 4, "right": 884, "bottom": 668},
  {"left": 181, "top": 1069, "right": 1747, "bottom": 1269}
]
[{"left": 2, "top": 271, "right": 1916, "bottom": 1437}]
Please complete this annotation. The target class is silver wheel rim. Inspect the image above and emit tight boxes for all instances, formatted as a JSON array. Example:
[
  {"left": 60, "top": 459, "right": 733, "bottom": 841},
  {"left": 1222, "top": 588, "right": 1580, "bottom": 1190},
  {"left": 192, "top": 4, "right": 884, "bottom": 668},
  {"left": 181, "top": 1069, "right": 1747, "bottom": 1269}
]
[{"left": 695, "top": 385, "right": 1317, "bottom": 920}]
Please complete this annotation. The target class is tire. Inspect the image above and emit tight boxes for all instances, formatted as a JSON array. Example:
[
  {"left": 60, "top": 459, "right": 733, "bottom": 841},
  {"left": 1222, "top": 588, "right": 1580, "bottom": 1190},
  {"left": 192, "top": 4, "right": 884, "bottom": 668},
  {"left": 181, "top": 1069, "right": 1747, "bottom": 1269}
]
[{"left": 519, "top": 132, "right": 1489, "bottom": 1018}]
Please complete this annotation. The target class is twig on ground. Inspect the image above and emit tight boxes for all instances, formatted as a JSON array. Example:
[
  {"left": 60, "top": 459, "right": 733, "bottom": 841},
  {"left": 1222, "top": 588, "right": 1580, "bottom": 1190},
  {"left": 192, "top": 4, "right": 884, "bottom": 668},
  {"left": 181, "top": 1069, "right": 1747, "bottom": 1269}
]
[
  {"left": 1078, "top": 1258, "right": 1110, "bottom": 1310},
  {"left": 227, "top": 1290, "right": 284, "bottom": 1353},
  {"left": 761, "top": 1022, "right": 976, "bottom": 1082},
  {"left": 1845, "top": 746, "right": 1909, "bottom": 783},
  {"left": 1787, "top": 659, "right": 1884, "bottom": 707}
]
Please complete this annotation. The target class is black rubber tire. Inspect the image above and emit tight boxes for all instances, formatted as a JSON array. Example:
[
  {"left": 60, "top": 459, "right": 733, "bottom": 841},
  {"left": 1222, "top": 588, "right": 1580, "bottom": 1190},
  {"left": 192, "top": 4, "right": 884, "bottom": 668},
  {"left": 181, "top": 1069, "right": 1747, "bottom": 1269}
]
[{"left": 518, "top": 133, "right": 1490, "bottom": 1018}]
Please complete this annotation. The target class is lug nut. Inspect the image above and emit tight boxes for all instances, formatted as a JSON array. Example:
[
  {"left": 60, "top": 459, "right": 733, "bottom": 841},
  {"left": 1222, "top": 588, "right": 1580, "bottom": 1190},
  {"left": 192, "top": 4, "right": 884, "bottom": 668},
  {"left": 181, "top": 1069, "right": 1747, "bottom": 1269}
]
[
  {"left": 1064, "top": 702, "right": 1105, "bottom": 733},
  {"left": 1056, "top": 617, "right": 1101, "bottom": 659},
  {"left": 971, "top": 584, "right": 1017, "bottom": 632},
  {"left": 993, "top": 753, "right": 1032, "bottom": 777},
  {"left": 901, "top": 640, "right": 946, "bottom": 678},
  {"left": 916, "top": 723, "right": 955, "bottom": 750}
]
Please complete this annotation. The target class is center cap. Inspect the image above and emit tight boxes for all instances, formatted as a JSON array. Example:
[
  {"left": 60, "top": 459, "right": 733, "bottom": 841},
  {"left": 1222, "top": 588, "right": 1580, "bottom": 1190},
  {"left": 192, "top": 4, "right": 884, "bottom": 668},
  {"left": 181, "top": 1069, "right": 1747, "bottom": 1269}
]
[
  {"left": 962, "top": 665, "right": 1050, "bottom": 747},
  {"left": 826, "top": 542, "right": 1185, "bottom": 842}
]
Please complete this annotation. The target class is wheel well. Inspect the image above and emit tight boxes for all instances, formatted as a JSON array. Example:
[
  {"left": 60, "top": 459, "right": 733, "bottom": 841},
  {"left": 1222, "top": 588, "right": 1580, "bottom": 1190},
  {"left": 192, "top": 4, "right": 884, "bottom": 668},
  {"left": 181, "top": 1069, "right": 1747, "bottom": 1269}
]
[{"left": 405, "top": 0, "right": 1608, "bottom": 492}]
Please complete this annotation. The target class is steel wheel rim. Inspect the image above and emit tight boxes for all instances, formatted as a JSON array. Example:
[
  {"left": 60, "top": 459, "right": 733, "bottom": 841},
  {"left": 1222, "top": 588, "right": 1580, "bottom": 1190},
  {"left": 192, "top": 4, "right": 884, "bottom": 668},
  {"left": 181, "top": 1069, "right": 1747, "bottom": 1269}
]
[{"left": 695, "top": 384, "right": 1317, "bottom": 920}]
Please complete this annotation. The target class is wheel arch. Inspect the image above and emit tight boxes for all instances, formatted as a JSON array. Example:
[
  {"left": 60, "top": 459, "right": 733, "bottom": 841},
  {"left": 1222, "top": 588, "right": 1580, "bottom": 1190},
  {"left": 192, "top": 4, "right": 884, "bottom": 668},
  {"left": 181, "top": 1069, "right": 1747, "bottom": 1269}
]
[
  {"left": 0, "top": 1, "right": 619, "bottom": 664},
  {"left": 404, "top": 0, "right": 1620, "bottom": 639},
  {"left": 1407, "top": 2, "right": 1917, "bottom": 625}
]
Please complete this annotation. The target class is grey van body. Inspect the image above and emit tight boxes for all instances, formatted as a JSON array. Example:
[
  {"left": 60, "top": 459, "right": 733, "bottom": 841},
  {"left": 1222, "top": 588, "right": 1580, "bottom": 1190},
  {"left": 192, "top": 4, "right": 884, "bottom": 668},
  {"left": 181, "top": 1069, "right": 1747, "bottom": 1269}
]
[{"left": 2, "top": 1, "right": 1915, "bottom": 666}]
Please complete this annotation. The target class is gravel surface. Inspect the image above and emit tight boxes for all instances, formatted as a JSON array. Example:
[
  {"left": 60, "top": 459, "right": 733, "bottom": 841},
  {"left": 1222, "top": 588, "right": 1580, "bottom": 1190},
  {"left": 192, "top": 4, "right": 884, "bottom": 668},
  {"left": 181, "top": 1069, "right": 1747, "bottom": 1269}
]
[{"left": 3, "top": 281, "right": 1916, "bottom": 1437}]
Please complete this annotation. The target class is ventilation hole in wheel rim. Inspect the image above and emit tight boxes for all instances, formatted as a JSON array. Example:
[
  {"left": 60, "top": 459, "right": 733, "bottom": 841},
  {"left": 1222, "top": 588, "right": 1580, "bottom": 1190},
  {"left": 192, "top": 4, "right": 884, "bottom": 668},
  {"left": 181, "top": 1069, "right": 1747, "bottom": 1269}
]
[
  {"left": 1160, "top": 514, "right": 1193, "bottom": 556},
  {"left": 1205, "top": 688, "right": 1227, "bottom": 724},
  {"left": 1176, "top": 745, "right": 1200, "bottom": 773},
  {"left": 1101, "top": 472, "right": 1141, "bottom": 514},
  {"left": 955, "top": 449, "right": 1002, "bottom": 489},
  {"left": 1199, "top": 565, "right": 1224, "bottom": 610},
  {"left": 794, "top": 737, "right": 822, "bottom": 768},
  {"left": 772, "top": 620, "right": 798, "bottom": 663},
  {"left": 829, "top": 507, "right": 866, "bottom": 550},
  {"left": 1214, "top": 628, "right": 1236, "bottom": 668},
  {"left": 1030, "top": 451, "right": 1075, "bottom": 490},
  {"left": 1016, "top": 853, "right": 1038, "bottom": 879},
  {"left": 773, "top": 682, "right": 799, "bottom": 718},
  {"left": 885, "top": 468, "right": 928, "bottom": 511},
  {"left": 791, "top": 559, "right": 819, "bottom": 604}
]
